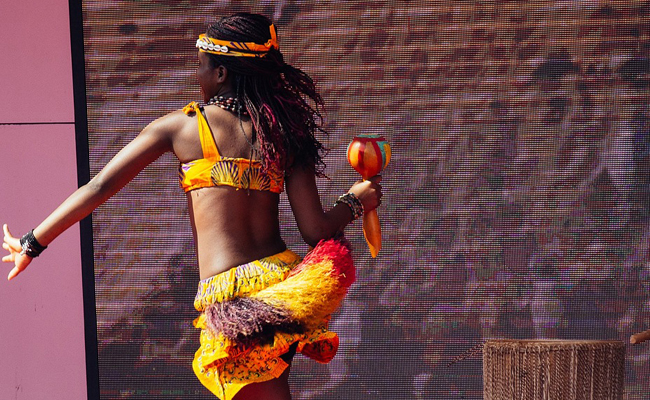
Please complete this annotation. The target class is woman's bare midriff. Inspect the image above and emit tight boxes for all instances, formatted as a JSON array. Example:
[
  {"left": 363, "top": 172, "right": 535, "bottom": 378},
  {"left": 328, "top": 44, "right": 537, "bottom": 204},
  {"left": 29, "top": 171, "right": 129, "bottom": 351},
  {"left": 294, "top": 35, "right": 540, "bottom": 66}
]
[{"left": 187, "top": 185, "right": 287, "bottom": 280}]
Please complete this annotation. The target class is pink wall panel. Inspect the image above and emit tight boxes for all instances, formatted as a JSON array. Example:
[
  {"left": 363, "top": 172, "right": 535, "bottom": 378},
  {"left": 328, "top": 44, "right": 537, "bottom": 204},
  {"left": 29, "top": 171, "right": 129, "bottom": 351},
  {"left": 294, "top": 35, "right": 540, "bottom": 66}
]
[
  {"left": 0, "top": 0, "right": 74, "bottom": 123},
  {"left": 0, "top": 125, "right": 87, "bottom": 399},
  {"left": 0, "top": 0, "right": 87, "bottom": 399}
]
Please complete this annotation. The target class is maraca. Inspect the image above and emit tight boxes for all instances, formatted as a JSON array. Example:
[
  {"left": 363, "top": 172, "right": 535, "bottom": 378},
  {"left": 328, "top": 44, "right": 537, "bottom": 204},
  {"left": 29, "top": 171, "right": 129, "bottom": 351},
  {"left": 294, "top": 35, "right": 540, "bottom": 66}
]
[{"left": 347, "top": 134, "right": 391, "bottom": 257}]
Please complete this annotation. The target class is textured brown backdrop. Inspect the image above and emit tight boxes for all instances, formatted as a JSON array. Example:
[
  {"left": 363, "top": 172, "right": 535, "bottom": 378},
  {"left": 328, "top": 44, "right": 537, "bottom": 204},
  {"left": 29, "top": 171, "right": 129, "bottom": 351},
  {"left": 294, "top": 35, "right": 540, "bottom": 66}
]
[{"left": 82, "top": 1, "right": 650, "bottom": 399}]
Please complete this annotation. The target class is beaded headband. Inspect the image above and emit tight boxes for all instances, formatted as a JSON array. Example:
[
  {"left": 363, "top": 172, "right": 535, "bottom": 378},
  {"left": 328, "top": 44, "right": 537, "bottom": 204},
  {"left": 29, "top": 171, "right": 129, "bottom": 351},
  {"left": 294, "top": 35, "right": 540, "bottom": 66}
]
[{"left": 196, "top": 24, "right": 279, "bottom": 58}]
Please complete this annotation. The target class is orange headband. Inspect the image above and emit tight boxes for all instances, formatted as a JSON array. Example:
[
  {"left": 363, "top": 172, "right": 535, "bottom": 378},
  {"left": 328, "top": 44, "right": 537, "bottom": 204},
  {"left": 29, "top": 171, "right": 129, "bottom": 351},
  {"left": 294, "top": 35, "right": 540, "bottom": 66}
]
[{"left": 196, "top": 24, "right": 279, "bottom": 58}]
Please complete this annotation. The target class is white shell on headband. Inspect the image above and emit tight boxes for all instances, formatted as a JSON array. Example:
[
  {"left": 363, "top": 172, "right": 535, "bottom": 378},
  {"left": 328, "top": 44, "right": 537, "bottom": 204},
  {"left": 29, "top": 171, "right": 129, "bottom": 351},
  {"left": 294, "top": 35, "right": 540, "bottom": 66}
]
[{"left": 196, "top": 38, "right": 229, "bottom": 54}]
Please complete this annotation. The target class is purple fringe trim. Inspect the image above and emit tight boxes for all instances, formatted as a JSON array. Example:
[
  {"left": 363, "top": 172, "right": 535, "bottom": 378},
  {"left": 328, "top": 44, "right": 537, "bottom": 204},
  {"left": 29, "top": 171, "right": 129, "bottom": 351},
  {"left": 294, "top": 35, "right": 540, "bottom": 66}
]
[{"left": 204, "top": 297, "right": 303, "bottom": 347}]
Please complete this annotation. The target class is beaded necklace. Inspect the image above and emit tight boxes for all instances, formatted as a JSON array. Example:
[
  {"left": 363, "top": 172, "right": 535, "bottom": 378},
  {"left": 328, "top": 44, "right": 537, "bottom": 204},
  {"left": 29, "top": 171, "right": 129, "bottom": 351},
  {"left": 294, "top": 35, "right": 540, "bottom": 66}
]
[
  {"left": 206, "top": 95, "right": 256, "bottom": 158},
  {"left": 206, "top": 95, "right": 249, "bottom": 116}
]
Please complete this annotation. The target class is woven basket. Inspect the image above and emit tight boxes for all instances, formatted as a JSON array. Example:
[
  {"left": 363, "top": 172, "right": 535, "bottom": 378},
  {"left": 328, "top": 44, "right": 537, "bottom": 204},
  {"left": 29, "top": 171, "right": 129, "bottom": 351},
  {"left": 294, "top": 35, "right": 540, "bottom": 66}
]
[{"left": 483, "top": 340, "right": 625, "bottom": 400}]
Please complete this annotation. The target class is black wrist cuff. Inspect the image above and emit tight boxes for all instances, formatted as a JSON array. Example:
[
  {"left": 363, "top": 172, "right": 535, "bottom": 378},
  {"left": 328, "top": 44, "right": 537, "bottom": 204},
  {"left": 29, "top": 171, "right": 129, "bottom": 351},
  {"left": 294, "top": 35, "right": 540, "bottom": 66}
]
[{"left": 19, "top": 229, "right": 47, "bottom": 258}]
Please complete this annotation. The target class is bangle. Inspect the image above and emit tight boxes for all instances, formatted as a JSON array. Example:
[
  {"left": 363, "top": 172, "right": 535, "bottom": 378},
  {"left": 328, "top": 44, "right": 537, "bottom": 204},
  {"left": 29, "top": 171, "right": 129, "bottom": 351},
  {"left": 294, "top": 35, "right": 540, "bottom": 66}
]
[
  {"left": 19, "top": 229, "right": 48, "bottom": 258},
  {"left": 335, "top": 192, "right": 364, "bottom": 221}
]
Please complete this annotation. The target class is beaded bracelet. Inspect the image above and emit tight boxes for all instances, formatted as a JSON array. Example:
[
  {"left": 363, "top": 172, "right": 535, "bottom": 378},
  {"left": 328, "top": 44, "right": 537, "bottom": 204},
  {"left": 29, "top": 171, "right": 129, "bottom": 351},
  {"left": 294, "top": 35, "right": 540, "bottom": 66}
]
[
  {"left": 19, "top": 229, "right": 48, "bottom": 258},
  {"left": 335, "top": 192, "right": 364, "bottom": 221}
]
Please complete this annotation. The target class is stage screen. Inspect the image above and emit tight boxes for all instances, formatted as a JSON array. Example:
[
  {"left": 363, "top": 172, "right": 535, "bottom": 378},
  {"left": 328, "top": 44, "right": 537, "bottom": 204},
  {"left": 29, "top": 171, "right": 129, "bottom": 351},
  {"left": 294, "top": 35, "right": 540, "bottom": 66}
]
[{"left": 81, "top": 1, "right": 650, "bottom": 398}]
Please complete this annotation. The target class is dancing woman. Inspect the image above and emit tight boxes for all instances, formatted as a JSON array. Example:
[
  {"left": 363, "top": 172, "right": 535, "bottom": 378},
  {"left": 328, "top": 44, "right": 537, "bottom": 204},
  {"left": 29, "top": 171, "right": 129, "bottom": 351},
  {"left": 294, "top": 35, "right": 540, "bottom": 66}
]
[{"left": 2, "top": 13, "right": 382, "bottom": 400}]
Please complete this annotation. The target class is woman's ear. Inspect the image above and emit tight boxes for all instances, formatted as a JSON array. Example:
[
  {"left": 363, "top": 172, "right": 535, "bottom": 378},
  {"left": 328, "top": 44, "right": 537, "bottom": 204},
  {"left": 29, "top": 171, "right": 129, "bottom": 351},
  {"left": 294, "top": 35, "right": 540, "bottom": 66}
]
[{"left": 215, "top": 65, "right": 228, "bottom": 83}]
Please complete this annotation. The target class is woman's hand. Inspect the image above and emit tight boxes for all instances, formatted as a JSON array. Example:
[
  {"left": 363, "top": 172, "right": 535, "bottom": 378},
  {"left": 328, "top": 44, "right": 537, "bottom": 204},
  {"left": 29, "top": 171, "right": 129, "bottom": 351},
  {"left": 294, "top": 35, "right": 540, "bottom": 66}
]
[
  {"left": 349, "top": 175, "right": 383, "bottom": 213},
  {"left": 2, "top": 224, "right": 32, "bottom": 281}
]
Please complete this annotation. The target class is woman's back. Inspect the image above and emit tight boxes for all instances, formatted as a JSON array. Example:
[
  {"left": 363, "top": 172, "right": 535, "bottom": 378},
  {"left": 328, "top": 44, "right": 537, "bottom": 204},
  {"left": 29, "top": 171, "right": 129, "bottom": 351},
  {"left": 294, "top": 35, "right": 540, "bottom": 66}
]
[{"left": 174, "top": 103, "right": 286, "bottom": 279}]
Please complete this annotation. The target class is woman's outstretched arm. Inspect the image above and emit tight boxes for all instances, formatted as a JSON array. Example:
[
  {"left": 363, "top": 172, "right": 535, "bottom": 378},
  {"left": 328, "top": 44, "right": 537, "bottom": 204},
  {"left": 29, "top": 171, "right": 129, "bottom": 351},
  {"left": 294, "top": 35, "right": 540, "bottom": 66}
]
[
  {"left": 2, "top": 111, "right": 184, "bottom": 280},
  {"left": 285, "top": 164, "right": 382, "bottom": 247}
]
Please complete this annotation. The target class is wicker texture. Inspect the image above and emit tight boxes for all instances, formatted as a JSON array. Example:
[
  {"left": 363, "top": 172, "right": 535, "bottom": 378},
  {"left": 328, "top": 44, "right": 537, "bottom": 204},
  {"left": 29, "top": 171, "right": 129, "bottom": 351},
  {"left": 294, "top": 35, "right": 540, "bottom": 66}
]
[{"left": 483, "top": 340, "right": 625, "bottom": 400}]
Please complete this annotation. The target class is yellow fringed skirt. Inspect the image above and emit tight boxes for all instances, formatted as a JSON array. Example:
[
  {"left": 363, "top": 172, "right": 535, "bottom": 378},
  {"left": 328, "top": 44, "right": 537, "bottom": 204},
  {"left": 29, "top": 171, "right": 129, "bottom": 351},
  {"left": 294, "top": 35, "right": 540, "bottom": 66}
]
[{"left": 192, "top": 238, "right": 355, "bottom": 399}]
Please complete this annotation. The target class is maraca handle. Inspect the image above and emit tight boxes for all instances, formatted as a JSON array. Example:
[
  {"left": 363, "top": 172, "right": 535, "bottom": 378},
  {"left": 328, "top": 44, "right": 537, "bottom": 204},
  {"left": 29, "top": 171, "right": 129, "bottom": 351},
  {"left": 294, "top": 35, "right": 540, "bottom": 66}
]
[{"left": 362, "top": 209, "right": 381, "bottom": 258}]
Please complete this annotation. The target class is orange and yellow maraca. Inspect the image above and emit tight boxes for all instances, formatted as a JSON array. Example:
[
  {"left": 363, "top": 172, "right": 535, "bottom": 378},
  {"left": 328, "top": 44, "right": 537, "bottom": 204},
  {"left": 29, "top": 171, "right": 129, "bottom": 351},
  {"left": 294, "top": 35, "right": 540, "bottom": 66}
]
[{"left": 347, "top": 134, "right": 391, "bottom": 257}]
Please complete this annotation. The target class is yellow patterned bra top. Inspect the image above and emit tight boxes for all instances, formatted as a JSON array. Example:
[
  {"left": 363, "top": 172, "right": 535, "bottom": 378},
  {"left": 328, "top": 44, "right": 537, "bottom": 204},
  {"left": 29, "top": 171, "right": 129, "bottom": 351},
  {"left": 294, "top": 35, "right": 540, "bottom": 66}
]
[{"left": 179, "top": 102, "right": 284, "bottom": 193}]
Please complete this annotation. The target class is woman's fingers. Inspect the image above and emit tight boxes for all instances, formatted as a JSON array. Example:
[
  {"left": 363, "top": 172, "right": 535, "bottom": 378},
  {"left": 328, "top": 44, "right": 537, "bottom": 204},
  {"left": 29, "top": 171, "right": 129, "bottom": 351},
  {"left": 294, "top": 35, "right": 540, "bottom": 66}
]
[
  {"left": 6, "top": 256, "right": 29, "bottom": 280},
  {"left": 2, "top": 243, "right": 14, "bottom": 262},
  {"left": 3, "top": 224, "right": 20, "bottom": 251},
  {"left": 8, "top": 266, "right": 21, "bottom": 281},
  {"left": 3, "top": 224, "right": 31, "bottom": 280},
  {"left": 367, "top": 175, "right": 383, "bottom": 203},
  {"left": 3, "top": 223, "right": 12, "bottom": 240},
  {"left": 349, "top": 178, "right": 383, "bottom": 212}
]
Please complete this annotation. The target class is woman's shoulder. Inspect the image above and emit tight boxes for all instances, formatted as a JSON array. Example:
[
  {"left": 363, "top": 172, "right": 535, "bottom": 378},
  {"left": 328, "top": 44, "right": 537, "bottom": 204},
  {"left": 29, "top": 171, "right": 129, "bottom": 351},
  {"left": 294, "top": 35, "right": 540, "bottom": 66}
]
[
  {"left": 161, "top": 106, "right": 198, "bottom": 123},
  {"left": 145, "top": 107, "right": 198, "bottom": 134},
  {"left": 147, "top": 106, "right": 208, "bottom": 162},
  {"left": 134, "top": 107, "right": 200, "bottom": 158}
]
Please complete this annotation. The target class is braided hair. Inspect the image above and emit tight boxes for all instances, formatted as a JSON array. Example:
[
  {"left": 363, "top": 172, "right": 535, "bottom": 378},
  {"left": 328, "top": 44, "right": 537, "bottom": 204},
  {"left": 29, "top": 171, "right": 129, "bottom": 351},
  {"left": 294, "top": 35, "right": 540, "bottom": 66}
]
[{"left": 205, "top": 13, "right": 327, "bottom": 175}]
